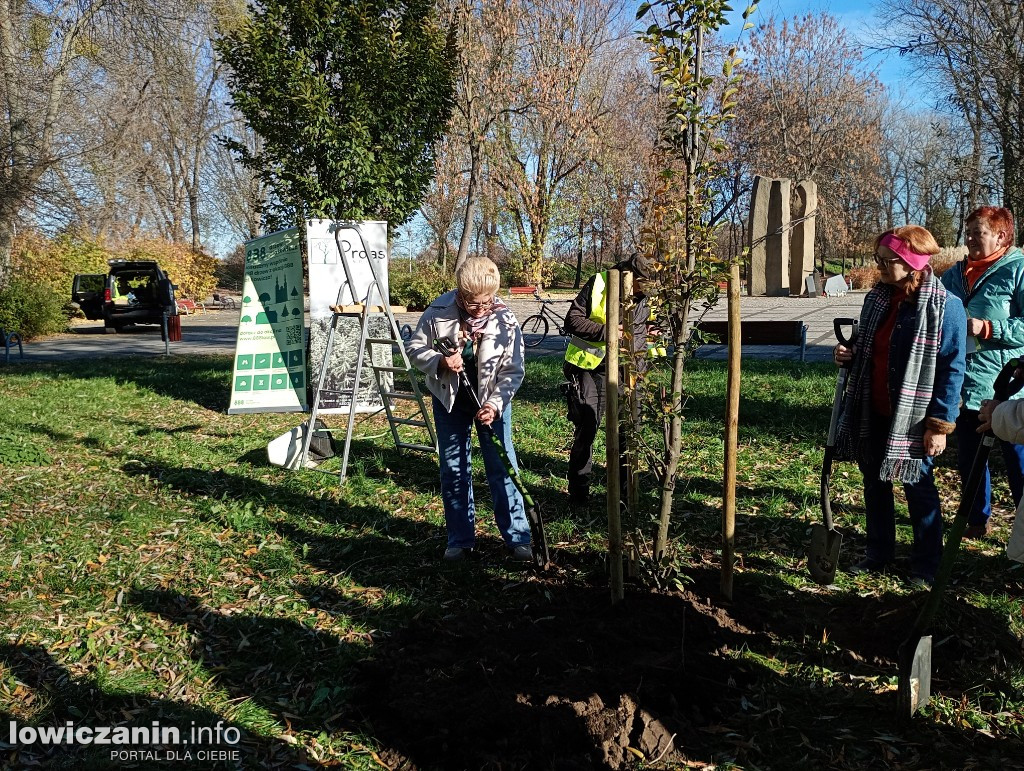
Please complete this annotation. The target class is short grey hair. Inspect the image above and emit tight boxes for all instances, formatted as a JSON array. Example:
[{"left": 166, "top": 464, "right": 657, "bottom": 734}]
[{"left": 455, "top": 256, "right": 500, "bottom": 296}]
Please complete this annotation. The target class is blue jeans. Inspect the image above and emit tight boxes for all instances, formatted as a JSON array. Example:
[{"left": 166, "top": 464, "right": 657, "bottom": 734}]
[
  {"left": 432, "top": 396, "right": 530, "bottom": 549},
  {"left": 858, "top": 414, "right": 943, "bottom": 579},
  {"left": 955, "top": 409, "right": 1024, "bottom": 525}
]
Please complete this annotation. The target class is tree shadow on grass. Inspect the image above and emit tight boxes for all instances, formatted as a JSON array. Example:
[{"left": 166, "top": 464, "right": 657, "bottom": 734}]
[
  {"left": 679, "top": 565, "right": 1024, "bottom": 769},
  {"left": 113, "top": 449, "right": 1024, "bottom": 768},
  {"left": 0, "top": 643, "right": 305, "bottom": 770}
]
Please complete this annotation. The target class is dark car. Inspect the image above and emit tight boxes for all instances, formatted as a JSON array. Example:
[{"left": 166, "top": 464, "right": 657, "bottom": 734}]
[{"left": 72, "top": 260, "right": 177, "bottom": 333}]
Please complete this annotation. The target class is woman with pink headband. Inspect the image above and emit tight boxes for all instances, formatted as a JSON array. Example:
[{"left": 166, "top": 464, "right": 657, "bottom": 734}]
[
  {"left": 940, "top": 206, "right": 1024, "bottom": 539},
  {"left": 834, "top": 225, "right": 967, "bottom": 586}
]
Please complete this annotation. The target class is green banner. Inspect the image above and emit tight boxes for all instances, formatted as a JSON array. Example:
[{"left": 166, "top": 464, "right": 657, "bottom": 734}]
[{"left": 227, "top": 228, "right": 307, "bottom": 414}]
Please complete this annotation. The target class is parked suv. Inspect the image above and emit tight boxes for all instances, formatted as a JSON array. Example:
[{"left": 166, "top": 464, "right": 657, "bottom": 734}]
[{"left": 72, "top": 260, "right": 177, "bottom": 332}]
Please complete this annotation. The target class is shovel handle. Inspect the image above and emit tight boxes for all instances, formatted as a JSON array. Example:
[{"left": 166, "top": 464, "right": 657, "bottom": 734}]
[
  {"left": 833, "top": 317, "right": 859, "bottom": 355},
  {"left": 993, "top": 357, "right": 1024, "bottom": 401}
]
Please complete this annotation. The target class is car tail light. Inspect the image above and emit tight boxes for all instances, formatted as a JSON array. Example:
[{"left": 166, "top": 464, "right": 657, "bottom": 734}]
[{"left": 104, "top": 288, "right": 111, "bottom": 303}]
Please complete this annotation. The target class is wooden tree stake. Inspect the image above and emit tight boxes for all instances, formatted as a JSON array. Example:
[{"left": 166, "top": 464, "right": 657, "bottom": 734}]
[
  {"left": 606, "top": 269, "right": 623, "bottom": 604},
  {"left": 722, "top": 260, "right": 741, "bottom": 599}
]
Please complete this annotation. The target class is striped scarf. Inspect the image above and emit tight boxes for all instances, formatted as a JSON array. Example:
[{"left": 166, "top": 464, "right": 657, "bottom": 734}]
[
  {"left": 834, "top": 267, "right": 946, "bottom": 483},
  {"left": 457, "top": 295, "right": 508, "bottom": 338}
]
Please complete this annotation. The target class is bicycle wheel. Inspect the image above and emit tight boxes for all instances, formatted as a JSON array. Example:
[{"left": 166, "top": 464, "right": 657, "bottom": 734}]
[{"left": 521, "top": 314, "right": 548, "bottom": 347}]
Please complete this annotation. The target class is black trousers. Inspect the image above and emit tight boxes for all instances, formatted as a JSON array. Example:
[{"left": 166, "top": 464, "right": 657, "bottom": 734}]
[{"left": 564, "top": 363, "right": 607, "bottom": 498}]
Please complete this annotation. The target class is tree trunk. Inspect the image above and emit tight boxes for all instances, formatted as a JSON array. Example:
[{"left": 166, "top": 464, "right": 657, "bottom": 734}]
[
  {"left": 0, "top": 217, "right": 14, "bottom": 289},
  {"left": 455, "top": 140, "right": 481, "bottom": 272},
  {"left": 575, "top": 218, "right": 584, "bottom": 289}
]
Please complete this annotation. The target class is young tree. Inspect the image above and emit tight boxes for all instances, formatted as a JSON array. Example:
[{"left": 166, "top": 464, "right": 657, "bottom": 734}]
[
  {"left": 637, "top": 0, "right": 755, "bottom": 562},
  {"left": 420, "top": 133, "right": 464, "bottom": 271},
  {"left": 216, "top": 0, "right": 456, "bottom": 229}
]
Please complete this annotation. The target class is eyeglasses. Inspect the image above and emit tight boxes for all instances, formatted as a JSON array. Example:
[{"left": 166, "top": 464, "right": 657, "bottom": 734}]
[
  {"left": 458, "top": 294, "right": 494, "bottom": 310},
  {"left": 874, "top": 253, "right": 901, "bottom": 267}
]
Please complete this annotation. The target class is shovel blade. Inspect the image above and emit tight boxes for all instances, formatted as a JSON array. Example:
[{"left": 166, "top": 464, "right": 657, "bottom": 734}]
[
  {"left": 808, "top": 524, "right": 843, "bottom": 584},
  {"left": 897, "top": 635, "right": 933, "bottom": 717}
]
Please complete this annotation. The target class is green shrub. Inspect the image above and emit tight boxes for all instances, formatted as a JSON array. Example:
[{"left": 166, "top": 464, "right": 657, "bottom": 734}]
[
  {"left": 388, "top": 265, "right": 452, "bottom": 309},
  {"left": 12, "top": 230, "right": 112, "bottom": 297},
  {"left": 0, "top": 278, "right": 69, "bottom": 339},
  {"left": 0, "top": 432, "right": 52, "bottom": 467}
]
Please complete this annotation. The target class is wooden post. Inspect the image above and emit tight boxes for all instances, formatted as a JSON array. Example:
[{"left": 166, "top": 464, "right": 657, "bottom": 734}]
[
  {"left": 606, "top": 269, "right": 623, "bottom": 604},
  {"left": 722, "top": 260, "right": 741, "bottom": 600},
  {"left": 621, "top": 272, "right": 638, "bottom": 554}
]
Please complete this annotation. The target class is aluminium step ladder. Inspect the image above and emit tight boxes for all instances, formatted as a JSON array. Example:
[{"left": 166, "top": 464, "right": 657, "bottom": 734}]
[{"left": 300, "top": 227, "right": 437, "bottom": 482}]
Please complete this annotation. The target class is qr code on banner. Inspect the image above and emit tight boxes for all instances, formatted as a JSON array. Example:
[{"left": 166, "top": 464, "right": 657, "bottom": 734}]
[{"left": 285, "top": 324, "right": 302, "bottom": 346}]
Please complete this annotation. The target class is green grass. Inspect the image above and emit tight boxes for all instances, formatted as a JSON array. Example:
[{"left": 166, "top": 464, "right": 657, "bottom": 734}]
[{"left": 1, "top": 355, "right": 1022, "bottom": 768}]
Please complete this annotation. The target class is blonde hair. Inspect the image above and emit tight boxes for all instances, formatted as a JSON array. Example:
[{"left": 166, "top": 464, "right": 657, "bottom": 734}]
[{"left": 455, "top": 257, "right": 500, "bottom": 296}]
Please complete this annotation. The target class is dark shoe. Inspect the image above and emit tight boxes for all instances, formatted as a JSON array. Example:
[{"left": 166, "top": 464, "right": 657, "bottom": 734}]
[
  {"left": 850, "top": 557, "right": 888, "bottom": 576},
  {"left": 443, "top": 547, "right": 472, "bottom": 561},
  {"left": 964, "top": 522, "right": 992, "bottom": 539},
  {"left": 509, "top": 544, "right": 534, "bottom": 562}
]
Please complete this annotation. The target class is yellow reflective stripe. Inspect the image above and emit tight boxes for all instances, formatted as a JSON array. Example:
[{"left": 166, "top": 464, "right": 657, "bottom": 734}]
[
  {"left": 590, "top": 272, "right": 607, "bottom": 323},
  {"left": 569, "top": 336, "right": 606, "bottom": 359}
]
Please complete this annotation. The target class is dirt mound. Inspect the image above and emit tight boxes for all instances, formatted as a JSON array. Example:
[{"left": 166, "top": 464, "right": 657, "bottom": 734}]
[{"left": 350, "top": 581, "right": 762, "bottom": 770}]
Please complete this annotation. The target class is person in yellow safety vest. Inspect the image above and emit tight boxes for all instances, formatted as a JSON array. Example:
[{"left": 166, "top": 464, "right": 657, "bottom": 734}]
[{"left": 563, "top": 254, "right": 656, "bottom": 508}]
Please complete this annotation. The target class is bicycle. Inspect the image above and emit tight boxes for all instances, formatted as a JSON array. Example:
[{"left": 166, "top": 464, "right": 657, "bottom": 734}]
[{"left": 521, "top": 290, "right": 569, "bottom": 348}]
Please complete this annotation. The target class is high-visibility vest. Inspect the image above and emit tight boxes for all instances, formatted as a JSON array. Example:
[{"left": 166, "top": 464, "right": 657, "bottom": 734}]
[{"left": 564, "top": 272, "right": 608, "bottom": 370}]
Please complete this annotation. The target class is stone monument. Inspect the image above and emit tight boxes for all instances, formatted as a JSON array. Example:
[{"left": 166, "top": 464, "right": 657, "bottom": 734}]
[
  {"left": 790, "top": 180, "right": 817, "bottom": 295},
  {"left": 747, "top": 175, "right": 818, "bottom": 296}
]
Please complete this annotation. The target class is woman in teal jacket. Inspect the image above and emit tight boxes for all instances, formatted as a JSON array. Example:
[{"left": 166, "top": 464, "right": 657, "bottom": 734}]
[{"left": 940, "top": 206, "right": 1024, "bottom": 538}]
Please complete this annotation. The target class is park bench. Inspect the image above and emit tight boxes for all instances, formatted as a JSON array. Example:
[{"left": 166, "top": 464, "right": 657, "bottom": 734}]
[
  {"left": 176, "top": 298, "right": 205, "bottom": 315},
  {"left": 694, "top": 320, "right": 808, "bottom": 363},
  {"left": 508, "top": 286, "right": 537, "bottom": 295},
  {"left": 1, "top": 326, "right": 23, "bottom": 364}
]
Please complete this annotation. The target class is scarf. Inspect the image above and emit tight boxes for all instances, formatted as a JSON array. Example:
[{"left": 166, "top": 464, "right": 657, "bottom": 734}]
[{"left": 834, "top": 266, "right": 946, "bottom": 483}]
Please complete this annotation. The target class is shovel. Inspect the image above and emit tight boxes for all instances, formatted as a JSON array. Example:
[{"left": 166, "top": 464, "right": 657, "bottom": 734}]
[
  {"left": 808, "top": 317, "right": 859, "bottom": 584},
  {"left": 435, "top": 338, "right": 552, "bottom": 569},
  {"left": 896, "top": 358, "right": 1023, "bottom": 717}
]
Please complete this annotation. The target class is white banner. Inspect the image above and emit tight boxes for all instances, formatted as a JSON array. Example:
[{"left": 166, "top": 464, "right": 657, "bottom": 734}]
[
  {"left": 227, "top": 228, "right": 307, "bottom": 414},
  {"left": 305, "top": 220, "right": 391, "bottom": 414}
]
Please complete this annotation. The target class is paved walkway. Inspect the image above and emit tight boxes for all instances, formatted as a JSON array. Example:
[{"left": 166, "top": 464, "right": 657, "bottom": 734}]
[{"left": 1, "top": 292, "right": 867, "bottom": 365}]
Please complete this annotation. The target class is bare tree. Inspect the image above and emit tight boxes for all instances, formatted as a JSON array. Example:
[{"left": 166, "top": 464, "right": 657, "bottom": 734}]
[
  {"left": 877, "top": 0, "right": 1024, "bottom": 242},
  {"left": 733, "top": 13, "right": 887, "bottom": 266},
  {"left": 0, "top": 0, "right": 113, "bottom": 285},
  {"left": 489, "top": 0, "right": 633, "bottom": 285}
]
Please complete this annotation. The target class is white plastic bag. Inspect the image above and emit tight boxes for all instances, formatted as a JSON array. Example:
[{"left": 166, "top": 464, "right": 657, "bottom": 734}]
[{"left": 267, "top": 420, "right": 334, "bottom": 470}]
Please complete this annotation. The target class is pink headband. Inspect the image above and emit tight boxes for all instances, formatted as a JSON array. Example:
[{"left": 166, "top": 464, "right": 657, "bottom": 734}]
[{"left": 879, "top": 233, "right": 931, "bottom": 271}]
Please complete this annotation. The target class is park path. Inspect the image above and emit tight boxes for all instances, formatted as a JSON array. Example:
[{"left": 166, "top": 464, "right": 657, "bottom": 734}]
[{"left": 3, "top": 291, "right": 867, "bottom": 365}]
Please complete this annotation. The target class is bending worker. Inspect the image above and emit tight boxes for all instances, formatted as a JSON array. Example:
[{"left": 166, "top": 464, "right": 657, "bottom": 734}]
[{"left": 562, "top": 254, "right": 654, "bottom": 509}]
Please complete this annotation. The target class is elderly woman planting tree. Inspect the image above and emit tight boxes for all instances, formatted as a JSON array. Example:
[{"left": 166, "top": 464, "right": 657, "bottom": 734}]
[
  {"left": 406, "top": 256, "right": 532, "bottom": 562},
  {"left": 834, "top": 225, "right": 966, "bottom": 586},
  {"left": 940, "top": 206, "right": 1024, "bottom": 539}
]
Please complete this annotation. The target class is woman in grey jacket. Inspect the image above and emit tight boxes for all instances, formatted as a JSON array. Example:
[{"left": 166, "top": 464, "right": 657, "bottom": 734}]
[
  {"left": 406, "top": 257, "right": 531, "bottom": 561},
  {"left": 940, "top": 206, "right": 1024, "bottom": 538}
]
